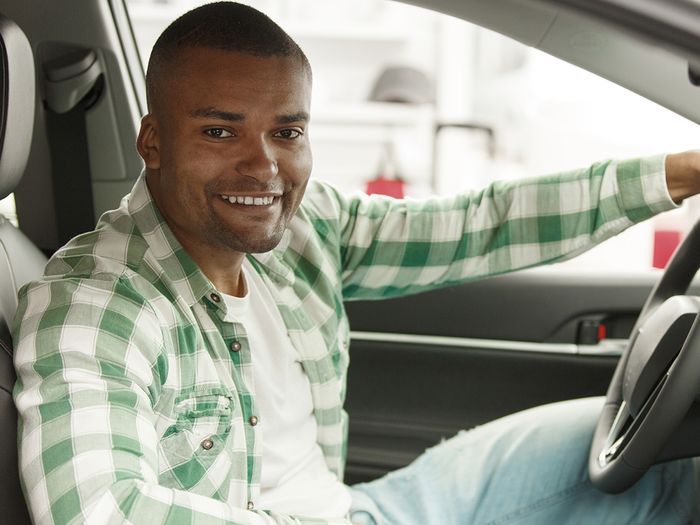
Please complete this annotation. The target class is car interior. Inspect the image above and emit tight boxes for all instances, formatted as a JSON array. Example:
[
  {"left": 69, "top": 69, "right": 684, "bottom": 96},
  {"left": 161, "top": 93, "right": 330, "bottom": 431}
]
[{"left": 1, "top": 0, "right": 700, "bottom": 522}]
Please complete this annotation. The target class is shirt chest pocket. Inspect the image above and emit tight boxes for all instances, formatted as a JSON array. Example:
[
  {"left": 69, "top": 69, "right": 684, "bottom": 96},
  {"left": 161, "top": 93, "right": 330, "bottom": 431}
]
[{"left": 157, "top": 389, "right": 236, "bottom": 500}]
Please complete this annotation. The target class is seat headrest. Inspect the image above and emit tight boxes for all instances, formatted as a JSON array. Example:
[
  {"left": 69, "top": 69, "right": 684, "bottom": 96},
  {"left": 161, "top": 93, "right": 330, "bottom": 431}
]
[{"left": 0, "top": 15, "right": 34, "bottom": 201}]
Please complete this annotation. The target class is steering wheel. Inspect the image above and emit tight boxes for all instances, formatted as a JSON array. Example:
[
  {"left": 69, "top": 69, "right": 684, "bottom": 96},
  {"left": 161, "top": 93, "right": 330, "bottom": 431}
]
[{"left": 588, "top": 219, "right": 700, "bottom": 493}]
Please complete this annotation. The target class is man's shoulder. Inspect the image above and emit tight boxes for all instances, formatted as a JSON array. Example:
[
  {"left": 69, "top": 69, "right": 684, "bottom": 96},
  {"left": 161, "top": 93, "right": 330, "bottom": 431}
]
[
  {"left": 299, "top": 179, "right": 342, "bottom": 213},
  {"left": 287, "top": 179, "right": 351, "bottom": 244},
  {"left": 297, "top": 178, "right": 362, "bottom": 224},
  {"left": 44, "top": 202, "right": 150, "bottom": 282}
]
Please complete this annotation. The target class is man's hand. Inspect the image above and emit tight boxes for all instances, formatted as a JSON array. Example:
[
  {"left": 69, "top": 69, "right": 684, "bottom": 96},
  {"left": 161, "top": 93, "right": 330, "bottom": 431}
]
[{"left": 665, "top": 150, "right": 700, "bottom": 203}]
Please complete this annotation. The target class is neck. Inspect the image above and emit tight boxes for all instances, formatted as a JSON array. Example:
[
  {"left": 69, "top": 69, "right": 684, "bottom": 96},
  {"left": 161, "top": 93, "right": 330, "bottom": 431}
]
[
  {"left": 168, "top": 225, "right": 247, "bottom": 296},
  {"left": 191, "top": 248, "right": 247, "bottom": 297}
]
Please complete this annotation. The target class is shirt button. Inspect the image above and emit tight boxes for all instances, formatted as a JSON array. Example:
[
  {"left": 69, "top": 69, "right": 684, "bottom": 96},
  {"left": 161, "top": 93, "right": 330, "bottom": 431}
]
[
  {"left": 200, "top": 438, "right": 214, "bottom": 450},
  {"left": 210, "top": 292, "right": 221, "bottom": 303},
  {"left": 249, "top": 415, "right": 259, "bottom": 426},
  {"left": 247, "top": 501, "right": 254, "bottom": 510},
  {"left": 230, "top": 340, "right": 242, "bottom": 352}
]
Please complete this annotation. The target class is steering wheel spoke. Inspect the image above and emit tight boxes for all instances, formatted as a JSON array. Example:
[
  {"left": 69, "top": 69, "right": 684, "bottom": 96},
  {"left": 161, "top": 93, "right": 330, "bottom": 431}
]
[
  {"left": 598, "top": 401, "right": 630, "bottom": 467},
  {"left": 598, "top": 374, "right": 668, "bottom": 468}
]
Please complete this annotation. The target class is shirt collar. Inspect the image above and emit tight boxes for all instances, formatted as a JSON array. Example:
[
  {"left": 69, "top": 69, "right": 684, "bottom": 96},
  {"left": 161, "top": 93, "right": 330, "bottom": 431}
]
[{"left": 248, "top": 229, "right": 294, "bottom": 287}]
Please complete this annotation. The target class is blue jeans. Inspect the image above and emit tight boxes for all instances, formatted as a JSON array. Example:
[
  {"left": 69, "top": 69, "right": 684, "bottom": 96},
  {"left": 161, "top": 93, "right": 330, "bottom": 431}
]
[{"left": 349, "top": 397, "right": 699, "bottom": 525}]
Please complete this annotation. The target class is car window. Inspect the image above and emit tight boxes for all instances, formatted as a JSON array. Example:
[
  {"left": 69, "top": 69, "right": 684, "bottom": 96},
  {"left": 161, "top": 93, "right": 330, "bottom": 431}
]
[{"left": 123, "top": 0, "right": 700, "bottom": 271}]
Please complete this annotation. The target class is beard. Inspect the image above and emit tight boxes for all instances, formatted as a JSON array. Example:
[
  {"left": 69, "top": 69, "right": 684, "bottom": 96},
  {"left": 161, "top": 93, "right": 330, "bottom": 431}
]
[
  {"left": 202, "top": 211, "right": 287, "bottom": 254},
  {"left": 198, "top": 187, "right": 298, "bottom": 254}
]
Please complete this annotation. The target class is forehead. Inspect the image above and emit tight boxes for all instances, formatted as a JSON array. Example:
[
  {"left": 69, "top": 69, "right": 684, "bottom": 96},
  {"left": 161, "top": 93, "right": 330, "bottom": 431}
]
[{"left": 159, "top": 47, "right": 311, "bottom": 114}]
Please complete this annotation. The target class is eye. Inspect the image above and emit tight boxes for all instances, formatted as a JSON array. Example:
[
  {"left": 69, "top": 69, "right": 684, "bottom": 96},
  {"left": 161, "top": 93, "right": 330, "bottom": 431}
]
[
  {"left": 204, "top": 128, "right": 233, "bottom": 138},
  {"left": 274, "top": 128, "right": 303, "bottom": 140}
]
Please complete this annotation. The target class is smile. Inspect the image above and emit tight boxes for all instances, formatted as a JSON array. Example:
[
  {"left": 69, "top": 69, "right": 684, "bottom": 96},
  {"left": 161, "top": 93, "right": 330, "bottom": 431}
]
[{"left": 220, "top": 194, "right": 276, "bottom": 206}]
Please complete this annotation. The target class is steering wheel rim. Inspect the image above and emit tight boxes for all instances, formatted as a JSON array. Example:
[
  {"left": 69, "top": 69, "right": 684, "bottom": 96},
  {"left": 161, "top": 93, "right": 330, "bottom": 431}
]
[{"left": 588, "top": 218, "right": 700, "bottom": 493}]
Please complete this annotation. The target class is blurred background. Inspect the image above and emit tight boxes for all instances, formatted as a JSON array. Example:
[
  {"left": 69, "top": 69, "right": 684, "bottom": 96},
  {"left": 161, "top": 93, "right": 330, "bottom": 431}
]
[{"left": 123, "top": 0, "right": 700, "bottom": 271}]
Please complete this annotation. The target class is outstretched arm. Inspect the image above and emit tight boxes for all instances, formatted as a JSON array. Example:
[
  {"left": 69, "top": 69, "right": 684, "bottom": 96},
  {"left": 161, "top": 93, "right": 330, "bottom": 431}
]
[{"left": 306, "top": 154, "right": 676, "bottom": 300}]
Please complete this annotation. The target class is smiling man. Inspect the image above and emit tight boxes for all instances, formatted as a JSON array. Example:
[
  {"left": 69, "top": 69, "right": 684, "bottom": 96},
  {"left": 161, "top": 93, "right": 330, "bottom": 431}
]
[{"left": 12, "top": 2, "right": 700, "bottom": 525}]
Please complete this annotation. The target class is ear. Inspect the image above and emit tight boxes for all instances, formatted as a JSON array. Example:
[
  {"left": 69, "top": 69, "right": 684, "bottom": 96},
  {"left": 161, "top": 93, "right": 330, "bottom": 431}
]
[{"left": 136, "top": 114, "right": 160, "bottom": 169}]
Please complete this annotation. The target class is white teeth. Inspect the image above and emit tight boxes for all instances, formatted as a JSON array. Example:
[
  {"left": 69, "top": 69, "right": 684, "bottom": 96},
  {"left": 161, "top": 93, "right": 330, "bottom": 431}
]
[{"left": 220, "top": 194, "right": 275, "bottom": 206}]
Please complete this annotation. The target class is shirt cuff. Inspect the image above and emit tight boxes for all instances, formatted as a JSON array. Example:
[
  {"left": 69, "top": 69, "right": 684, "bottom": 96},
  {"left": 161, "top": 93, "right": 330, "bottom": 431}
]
[
  {"left": 617, "top": 153, "right": 679, "bottom": 225},
  {"left": 646, "top": 153, "right": 679, "bottom": 209}
]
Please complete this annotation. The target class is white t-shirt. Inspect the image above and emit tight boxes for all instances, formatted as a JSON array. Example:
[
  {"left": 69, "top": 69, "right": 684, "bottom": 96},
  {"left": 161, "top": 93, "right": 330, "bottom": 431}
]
[{"left": 222, "top": 260, "right": 351, "bottom": 522}]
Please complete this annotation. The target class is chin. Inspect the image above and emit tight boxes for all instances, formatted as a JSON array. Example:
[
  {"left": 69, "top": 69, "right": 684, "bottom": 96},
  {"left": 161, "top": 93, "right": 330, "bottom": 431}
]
[
  {"left": 242, "top": 240, "right": 283, "bottom": 254},
  {"left": 216, "top": 230, "right": 286, "bottom": 254}
]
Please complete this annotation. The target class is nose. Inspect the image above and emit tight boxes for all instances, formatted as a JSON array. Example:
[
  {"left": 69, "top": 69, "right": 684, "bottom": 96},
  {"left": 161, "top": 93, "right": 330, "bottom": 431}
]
[{"left": 236, "top": 136, "right": 279, "bottom": 181}]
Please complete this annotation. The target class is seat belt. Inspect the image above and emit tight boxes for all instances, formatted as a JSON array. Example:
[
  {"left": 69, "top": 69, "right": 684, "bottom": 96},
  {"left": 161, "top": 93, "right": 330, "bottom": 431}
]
[{"left": 43, "top": 49, "right": 103, "bottom": 245}]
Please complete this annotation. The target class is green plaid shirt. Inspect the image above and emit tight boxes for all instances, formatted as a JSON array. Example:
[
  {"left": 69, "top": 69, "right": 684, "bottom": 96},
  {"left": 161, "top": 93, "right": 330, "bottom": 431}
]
[{"left": 13, "top": 155, "right": 674, "bottom": 524}]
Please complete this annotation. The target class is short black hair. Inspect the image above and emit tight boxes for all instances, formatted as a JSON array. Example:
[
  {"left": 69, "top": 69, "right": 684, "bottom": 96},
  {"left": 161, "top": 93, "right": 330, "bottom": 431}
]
[{"left": 145, "top": 1, "right": 311, "bottom": 112}]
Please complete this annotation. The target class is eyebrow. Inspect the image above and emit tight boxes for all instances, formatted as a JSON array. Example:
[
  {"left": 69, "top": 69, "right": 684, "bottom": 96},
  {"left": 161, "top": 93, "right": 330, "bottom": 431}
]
[
  {"left": 276, "top": 112, "right": 310, "bottom": 124},
  {"left": 190, "top": 107, "right": 309, "bottom": 124},
  {"left": 190, "top": 107, "right": 244, "bottom": 122}
]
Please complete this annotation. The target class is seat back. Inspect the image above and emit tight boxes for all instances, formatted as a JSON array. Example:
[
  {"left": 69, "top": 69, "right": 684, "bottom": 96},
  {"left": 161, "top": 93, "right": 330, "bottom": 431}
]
[{"left": 0, "top": 13, "right": 46, "bottom": 525}]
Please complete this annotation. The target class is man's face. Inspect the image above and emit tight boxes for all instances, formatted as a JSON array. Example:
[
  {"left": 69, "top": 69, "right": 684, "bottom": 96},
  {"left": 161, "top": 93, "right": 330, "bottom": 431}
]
[{"left": 139, "top": 47, "right": 312, "bottom": 258}]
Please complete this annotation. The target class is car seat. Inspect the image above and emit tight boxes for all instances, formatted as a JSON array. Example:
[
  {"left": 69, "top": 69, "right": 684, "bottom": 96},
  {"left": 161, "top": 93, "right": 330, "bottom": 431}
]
[{"left": 0, "top": 12, "right": 48, "bottom": 525}]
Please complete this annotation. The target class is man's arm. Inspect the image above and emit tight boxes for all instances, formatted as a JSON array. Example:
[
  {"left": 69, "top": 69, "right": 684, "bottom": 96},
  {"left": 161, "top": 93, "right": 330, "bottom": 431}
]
[
  {"left": 13, "top": 277, "right": 350, "bottom": 525},
  {"left": 665, "top": 150, "right": 700, "bottom": 203},
  {"left": 303, "top": 153, "right": 680, "bottom": 300}
]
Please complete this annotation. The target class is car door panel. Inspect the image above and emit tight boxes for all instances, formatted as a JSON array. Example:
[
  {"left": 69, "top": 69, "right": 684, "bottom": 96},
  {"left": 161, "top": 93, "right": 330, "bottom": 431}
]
[{"left": 343, "top": 268, "right": 692, "bottom": 484}]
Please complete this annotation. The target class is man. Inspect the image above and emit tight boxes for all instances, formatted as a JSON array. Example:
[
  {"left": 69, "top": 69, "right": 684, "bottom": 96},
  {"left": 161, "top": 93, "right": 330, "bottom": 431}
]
[{"left": 12, "top": 2, "right": 700, "bottom": 524}]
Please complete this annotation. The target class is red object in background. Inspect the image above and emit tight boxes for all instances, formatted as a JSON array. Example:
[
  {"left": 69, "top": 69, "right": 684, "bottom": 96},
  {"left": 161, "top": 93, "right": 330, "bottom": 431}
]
[
  {"left": 653, "top": 229, "right": 683, "bottom": 269},
  {"left": 598, "top": 323, "right": 607, "bottom": 342},
  {"left": 365, "top": 177, "right": 405, "bottom": 199}
]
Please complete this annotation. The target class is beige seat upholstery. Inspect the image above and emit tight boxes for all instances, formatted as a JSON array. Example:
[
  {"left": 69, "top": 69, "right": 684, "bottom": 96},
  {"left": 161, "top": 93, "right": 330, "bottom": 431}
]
[{"left": 0, "top": 12, "right": 47, "bottom": 525}]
